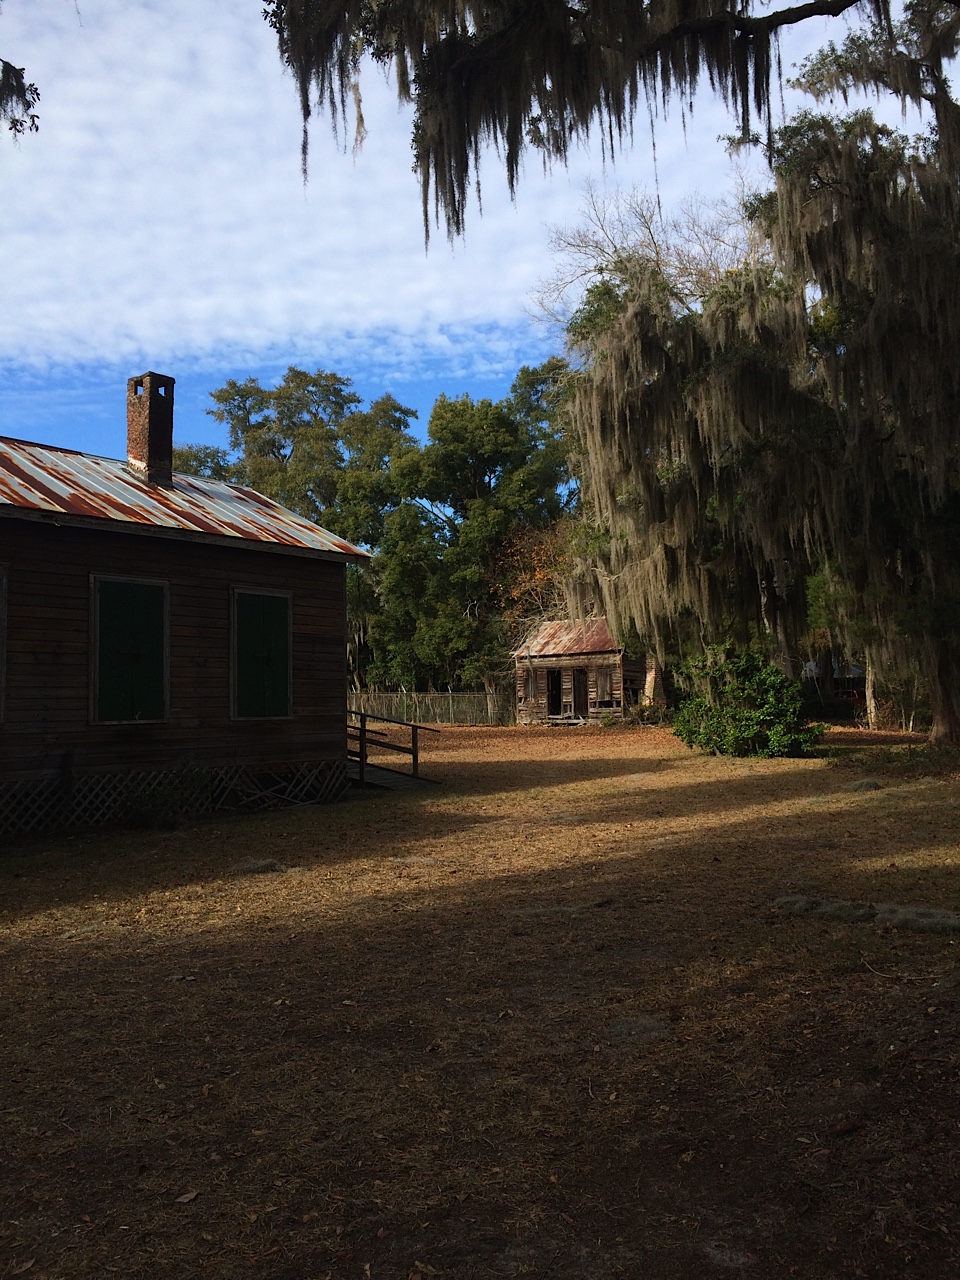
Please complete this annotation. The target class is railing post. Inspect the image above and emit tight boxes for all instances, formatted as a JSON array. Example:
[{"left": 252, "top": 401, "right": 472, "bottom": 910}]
[
  {"left": 411, "top": 725, "right": 419, "bottom": 777},
  {"left": 359, "top": 713, "right": 367, "bottom": 786}
]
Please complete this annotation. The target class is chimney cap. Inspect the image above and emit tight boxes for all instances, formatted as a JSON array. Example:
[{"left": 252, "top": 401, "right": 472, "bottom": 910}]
[{"left": 129, "top": 370, "right": 175, "bottom": 389}]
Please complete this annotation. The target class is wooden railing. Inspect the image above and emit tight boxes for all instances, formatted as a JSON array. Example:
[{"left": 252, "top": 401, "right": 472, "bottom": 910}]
[{"left": 346, "top": 710, "right": 441, "bottom": 784}]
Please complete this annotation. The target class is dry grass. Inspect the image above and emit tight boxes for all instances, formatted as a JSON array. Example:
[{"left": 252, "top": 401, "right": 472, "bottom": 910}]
[{"left": 3, "top": 725, "right": 960, "bottom": 1279}]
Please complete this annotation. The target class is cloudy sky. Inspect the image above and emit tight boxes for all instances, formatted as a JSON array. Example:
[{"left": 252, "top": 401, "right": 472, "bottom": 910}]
[{"left": 0, "top": 1, "right": 852, "bottom": 458}]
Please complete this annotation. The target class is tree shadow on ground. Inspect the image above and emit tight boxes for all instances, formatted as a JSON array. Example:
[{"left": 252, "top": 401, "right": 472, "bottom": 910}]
[
  {"left": 3, "top": 733, "right": 958, "bottom": 922},
  {"left": 3, "top": 736, "right": 960, "bottom": 1278}
]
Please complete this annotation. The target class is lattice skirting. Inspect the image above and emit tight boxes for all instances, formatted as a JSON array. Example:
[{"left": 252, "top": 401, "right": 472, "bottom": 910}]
[{"left": 0, "top": 760, "right": 349, "bottom": 836}]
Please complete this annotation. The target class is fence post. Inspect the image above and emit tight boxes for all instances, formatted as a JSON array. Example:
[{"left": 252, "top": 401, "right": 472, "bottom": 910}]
[
  {"left": 358, "top": 713, "right": 367, "bottom": 786},
  {"left": 411, "top": 725, "right": 419, "bottom": 777}
]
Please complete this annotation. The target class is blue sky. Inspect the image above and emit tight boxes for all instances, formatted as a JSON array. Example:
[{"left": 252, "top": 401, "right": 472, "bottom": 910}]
[{"left": 0, "top": 1, "right": 857, "bottom": 459}]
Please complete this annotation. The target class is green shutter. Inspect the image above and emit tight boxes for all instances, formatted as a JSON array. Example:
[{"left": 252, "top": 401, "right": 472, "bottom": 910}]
[
  {"left": 97, "top": 580, "right": 166, "bottom": 721},
  {"left": 235, "top": 593, "right": 290, "bottom": 718}
]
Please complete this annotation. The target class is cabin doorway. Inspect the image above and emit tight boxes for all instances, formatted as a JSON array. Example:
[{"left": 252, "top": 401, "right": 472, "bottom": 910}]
[
  {"left": 547, "top": 669, "right": 562, "bottom": 716},
  {"left": 573, "top": 668, "right": 589, "bottom": 718}
]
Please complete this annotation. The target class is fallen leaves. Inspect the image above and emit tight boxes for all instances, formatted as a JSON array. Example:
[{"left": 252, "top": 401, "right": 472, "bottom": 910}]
[{"left": 3, "top": 725, "right": 960, "bottom": 1280}]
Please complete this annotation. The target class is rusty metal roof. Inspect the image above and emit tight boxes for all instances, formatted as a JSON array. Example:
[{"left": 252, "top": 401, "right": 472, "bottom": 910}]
[
  {"left": 514, "top": 618, "right": 619, "bottom": 658},
  {"left": 0, "top": 435, "right": 368, "bottom": 560}
]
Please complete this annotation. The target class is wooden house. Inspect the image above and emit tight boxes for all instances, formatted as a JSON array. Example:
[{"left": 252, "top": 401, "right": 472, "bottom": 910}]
[
  {"left": 0, "top": 372, "right": 367, "bottom": 836},
  {"left": 514, "top": 618, "right": 648, "bottom": 723}
]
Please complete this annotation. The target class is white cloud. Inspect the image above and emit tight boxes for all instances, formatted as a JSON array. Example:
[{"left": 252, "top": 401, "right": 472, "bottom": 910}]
[{"left": 0, "top": 0, "right": 874, "bottom": 451}]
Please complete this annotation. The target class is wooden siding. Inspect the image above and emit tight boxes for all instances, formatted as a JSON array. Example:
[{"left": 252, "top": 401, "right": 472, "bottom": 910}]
[
  {"left": 0, "top": 517, "right": 347, "bottom": 783},
  {"left": 515, "top": 651, "right": 648, "bottom": 723}
]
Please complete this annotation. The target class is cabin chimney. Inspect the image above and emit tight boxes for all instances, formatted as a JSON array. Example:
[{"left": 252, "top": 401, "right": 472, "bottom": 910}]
[{"left": 127, "top": 372, "right": 174, "bottom": 486}]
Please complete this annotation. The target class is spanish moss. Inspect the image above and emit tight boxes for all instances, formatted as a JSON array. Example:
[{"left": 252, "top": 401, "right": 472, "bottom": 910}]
[{"left": 265, "top": 0, "right": 884, "bottom": 237}]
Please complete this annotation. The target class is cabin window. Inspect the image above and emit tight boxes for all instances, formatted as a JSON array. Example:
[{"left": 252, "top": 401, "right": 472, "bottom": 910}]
[
  {"left": 94, "top": 577, "right": 168, "bottom": 722},
  {"left": 596, "top": 668, "right": 612, "bottom": 704},
  {"left": 233, "top": 590, "right": 291, "bottom": 718}
]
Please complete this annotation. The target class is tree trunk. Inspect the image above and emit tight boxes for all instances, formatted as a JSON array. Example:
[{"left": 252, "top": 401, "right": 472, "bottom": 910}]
[
  {"left": 776, "top": 613, "right": 796, "bottom": 679},
  {"left": 865, "top": 654, "right": 880, "bottom": 730},
  {"left": 761, "top": 578, "right": 795, "bottom": 677},
  {"left": 816, "top": 647, "right": 834, "bottom": 702},
  {"left": 926, "top": 641, "right": 960, "bottom": 743},
  {"left": 483, "top": 674, "right": 499, "bottom": 724},
  {"left": 928, "top": 702, "right": 960, "bottom": 742},
  {"left": 643, "top": 655, "right": 665, "bottom": 706}
]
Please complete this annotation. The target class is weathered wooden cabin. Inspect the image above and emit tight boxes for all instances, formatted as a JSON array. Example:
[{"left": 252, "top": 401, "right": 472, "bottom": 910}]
[
  {"left": 0, "top": 372, "right": 367, "bottom": 836},
  {"left": 514, "top": 618, "right": 648, "bottom": 723}
]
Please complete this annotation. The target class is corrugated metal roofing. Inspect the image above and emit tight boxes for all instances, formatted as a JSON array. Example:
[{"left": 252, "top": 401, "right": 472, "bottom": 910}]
[
  {"left": 0, "top": 435, "right": 368, "bottom": 560},
  {"left": 514, "top": 618, "right": 619, "bottom": 658}
]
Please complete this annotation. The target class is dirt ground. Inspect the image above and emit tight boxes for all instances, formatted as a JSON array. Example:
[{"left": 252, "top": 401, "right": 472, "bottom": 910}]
[{"left": 3, "top": 725, "right": 960, "bottom": 1280}]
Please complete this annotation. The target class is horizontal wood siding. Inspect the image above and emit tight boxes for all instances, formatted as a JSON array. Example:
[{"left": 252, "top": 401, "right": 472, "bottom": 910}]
[{"left": 1, "top": 518, "right": 347, "bottom": 780}]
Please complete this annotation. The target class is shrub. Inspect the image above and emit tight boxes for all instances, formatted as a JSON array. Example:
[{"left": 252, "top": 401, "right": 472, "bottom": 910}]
[{"left": 673, "top": 648, "right": 824, "bottom": 758}]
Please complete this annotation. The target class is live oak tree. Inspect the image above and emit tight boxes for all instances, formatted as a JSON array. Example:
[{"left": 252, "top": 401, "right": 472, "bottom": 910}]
[
  {"left": 742, "top": 4, "right": 960, "bottom": 740},
  {"left": 564, "top": 12, "right": 960, "bottom": 741},
  {"left": 264, "top": 0, "right": 891, "bottom": 236},
  {"left": 202, "top": 367, "right": 362, "bottom": 528},
  {"left": 550, "top": 186, "right": 813, "bottom": 673},
  {"left": 756, "top": 107, "right": 960, "bottom": 741}
]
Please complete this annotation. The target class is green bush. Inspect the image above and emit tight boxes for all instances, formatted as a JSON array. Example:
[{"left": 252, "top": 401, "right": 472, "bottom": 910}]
[{"left": 673, "top": 648, "right": 824, "bottom": 758}]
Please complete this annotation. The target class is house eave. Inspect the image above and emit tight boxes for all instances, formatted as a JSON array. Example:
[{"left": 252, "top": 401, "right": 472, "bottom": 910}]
[{"left": 0, "top": 504, "right": 369, "bottom": 564}]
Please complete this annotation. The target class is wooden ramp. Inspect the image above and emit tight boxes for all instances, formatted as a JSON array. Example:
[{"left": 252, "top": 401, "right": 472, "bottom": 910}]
[
  {"left": 347, "top": 710, "right": 441, "bottom": 790},
  {"left": 345, "top": 760, "right": 437, "bottom": 791}
]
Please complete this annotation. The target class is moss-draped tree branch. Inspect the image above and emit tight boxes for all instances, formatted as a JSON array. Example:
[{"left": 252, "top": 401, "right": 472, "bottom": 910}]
[
  {"left": 0, "top": 57, "right": 38, "bottom": 136},
  {"left": 264, "top": 0, "right": 885, "bottom": 236}
]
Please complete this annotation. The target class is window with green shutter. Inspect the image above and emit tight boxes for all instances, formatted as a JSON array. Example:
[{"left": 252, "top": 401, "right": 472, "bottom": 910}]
[
  {"left": 234, "top": 591, "right": 291, "bottom": 718},
  {"left": 95, "top": 578, "right": 167, "bottom": 722}
]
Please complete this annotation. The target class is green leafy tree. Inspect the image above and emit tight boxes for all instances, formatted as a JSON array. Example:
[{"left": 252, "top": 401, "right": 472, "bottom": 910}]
[
  {"left": 369, "top": 366, "right": 571, "bottom": 696},
  {"left": 177, "top": 368, "right": 419, "bottom": 690},
  {"left": 177, "top": 367, "right": 418, "bottom": 544},
  {"left": 171, "top": 443, "right": 235, "bottom": 482},
  {"left": 180, "top": 364, "right": 570, "bottom": 695},
  {"left": 334, "top": 395, "right": 421, "bottom": 547},
  {"left": 205, "top": 368, "right": 362, "bottom": 527}
]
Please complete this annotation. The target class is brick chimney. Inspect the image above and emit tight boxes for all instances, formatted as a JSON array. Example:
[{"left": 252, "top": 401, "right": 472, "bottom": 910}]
[{"left": 127, "top": 372, "right": 175, "bottom": 487}]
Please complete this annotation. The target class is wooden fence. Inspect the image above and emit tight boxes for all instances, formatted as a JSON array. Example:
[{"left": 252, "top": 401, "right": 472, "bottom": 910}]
[{"left": 348, "top": 690, "right": 514, "bottom": 726}]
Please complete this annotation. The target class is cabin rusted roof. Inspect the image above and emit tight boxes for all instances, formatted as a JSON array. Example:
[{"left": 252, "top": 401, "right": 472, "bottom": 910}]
[
  {"left": 0, "top": 435, "right": 368, "bottom": 561},
  {"left": 514, "top": 618, "right": 619, "bottom": 658}
]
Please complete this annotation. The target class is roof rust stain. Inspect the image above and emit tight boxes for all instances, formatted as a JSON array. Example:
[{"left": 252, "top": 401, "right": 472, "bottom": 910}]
[
  {"left": 0, "top": 436, "right": 368, "bottom": 560},
  {"left": 514, "top": 618, "right": 619, "bottom": 658}
]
